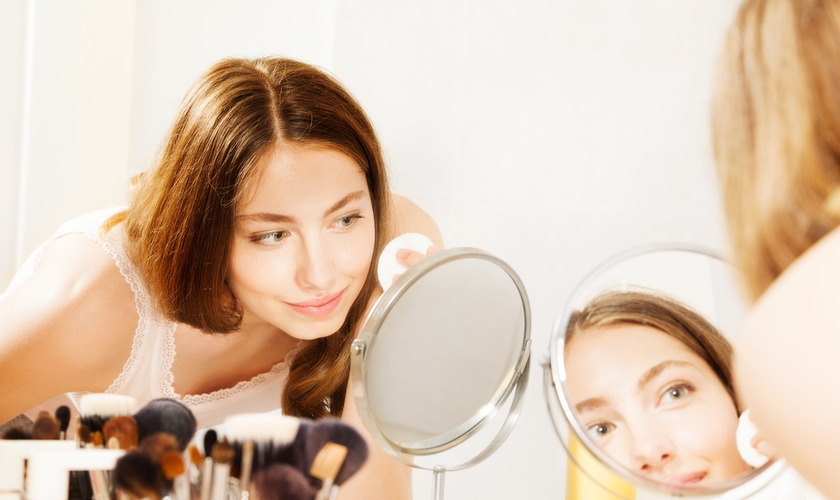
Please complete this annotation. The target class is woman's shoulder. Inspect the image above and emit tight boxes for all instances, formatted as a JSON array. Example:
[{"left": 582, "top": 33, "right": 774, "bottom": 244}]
[
  {"left": 389, "top": 194, "right": 444, "bottom": 247},
  {"left": 0, "top": 227, "right": 139, "bottom": 421}
]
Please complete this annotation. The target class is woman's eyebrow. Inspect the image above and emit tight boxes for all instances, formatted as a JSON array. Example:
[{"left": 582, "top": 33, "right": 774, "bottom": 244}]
[
  {"left": 323, "top": 190, "right": 366, "bottom": 217},
  {"left": 235, "top": 190, "right": 367, "bottom": 224},
  {"left": 637, "top": 360, "right": 696, "bottom": 389},
  {"left": 235, "top": 212, "right": 296, "bottom": 224},
  {"left": 575, "top": 396, "right": 609, "bottom": 414}
]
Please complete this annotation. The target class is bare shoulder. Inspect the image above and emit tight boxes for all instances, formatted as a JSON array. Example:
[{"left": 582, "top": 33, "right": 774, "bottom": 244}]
[
  {"left": 389, "top": 194, "right": 444, "bottom": 247},
  {"left": 736, "top": 226, "right": 840, "bottom": 497},
  {"left": 0, "top": 232, "right": 137, "bottom": 422}
]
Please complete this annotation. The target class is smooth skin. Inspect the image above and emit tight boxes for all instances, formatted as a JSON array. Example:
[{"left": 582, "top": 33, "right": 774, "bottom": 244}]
[
  {"left": 565, "top": 324, "right": 751, "bottom": 487},
  {"left": 735, "top": 226, "right": 840, "bottom": 499},
  {"left": 0, "top": 144, "right": 442, "bottom": 500}
]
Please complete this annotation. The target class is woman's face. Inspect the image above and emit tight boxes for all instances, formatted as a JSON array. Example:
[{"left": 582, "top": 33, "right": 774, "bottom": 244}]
[
  {"left": 564, "top": 324, "right": 751, "bottom": 487},
  {"left": 227, "top": 145, "right": 375, "bottom": 340}
]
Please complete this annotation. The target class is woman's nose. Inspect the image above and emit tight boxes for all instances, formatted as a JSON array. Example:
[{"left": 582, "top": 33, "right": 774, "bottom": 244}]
[
  {"left": 631, "top": 425, "right": 675, "bottom": 473},
  {"left": 296, "top": 239, "right": 336, "bottom": 291}
]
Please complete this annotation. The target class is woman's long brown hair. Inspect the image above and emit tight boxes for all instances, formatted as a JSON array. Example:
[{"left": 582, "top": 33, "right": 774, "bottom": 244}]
[{"left": 108, "top": 57, "right": 391, "bottom": 419}]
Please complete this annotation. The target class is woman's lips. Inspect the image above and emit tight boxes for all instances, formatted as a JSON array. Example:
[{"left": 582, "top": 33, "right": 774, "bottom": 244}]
[
  {"left": 285, "top": 290, "right": 344, "bottom": 318},
  {"left": 662, "top": 471, "right": 707, "bottom": 486}
]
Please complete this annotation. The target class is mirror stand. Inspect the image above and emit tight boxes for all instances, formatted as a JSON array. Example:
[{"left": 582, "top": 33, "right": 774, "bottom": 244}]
[{"left": 352, "top": 338, "right": 531, "bottom": 500}]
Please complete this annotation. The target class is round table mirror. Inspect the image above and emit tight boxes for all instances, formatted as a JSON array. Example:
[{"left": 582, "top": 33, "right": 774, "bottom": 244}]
[
  {"left": 351, "top": 247, "right": 531, "bottom": 500},
  {"left": 543, "top": 244, "right": 785, "bottom": 499}
]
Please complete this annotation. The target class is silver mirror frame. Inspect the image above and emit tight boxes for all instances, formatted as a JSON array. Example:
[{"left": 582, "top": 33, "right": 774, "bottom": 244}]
[
  {"left": 544, "top": 242, "right": 783, "bottom": 498},
  {"left": 351, "top": 247, "right": 532, "bottom": 472}
]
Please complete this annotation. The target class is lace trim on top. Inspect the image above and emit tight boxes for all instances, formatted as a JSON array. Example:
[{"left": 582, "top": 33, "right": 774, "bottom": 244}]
[
  {"left": 160, "top": 332, "right": 302, "bottom": 406},
  {"left": 97, "top": 226, "right": 152, "bottom": 395}
]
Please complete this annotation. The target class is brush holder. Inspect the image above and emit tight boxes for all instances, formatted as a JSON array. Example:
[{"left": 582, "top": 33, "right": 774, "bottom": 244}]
[
  {"left": 26, "top": 449, "right": 124, "bottom": 500},
  {"left": 0, "top": 440, "right": 76, "bottom": 500}
]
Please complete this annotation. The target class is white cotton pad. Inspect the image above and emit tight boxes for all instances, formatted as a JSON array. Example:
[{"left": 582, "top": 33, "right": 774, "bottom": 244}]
[
  {"left": 377, "top": 232, "right": 435, "bottom": 292},
  {"left": 736, "top": 408, "right": 770, "bottom": 468}
]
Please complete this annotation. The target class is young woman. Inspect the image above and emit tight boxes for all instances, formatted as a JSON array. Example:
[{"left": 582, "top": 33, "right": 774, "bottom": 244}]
[
  {"left": 712, "top": 0, "right": 840, "bottom": 497},
  {"left": 0, "top": 57, "right": 442, "bottom": 499},
  {"left": 564, "top": 289, "right": 752, "bottom": 487}
]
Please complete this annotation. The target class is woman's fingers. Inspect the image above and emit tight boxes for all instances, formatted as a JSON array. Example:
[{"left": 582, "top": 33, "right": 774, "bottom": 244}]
[{"left": 392, "top": 246, "right": 443, "bottom": 282}]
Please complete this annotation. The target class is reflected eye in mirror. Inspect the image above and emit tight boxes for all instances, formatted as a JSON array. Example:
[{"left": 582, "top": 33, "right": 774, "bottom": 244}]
[
  {"left": 544, "top": 244, "right": 787, "bottom": 499},
  {"left": 659, "top": 383, "right": 691, "bottom": 405},
  {"left": 588, "top": 422, "right": 615, "bottom": 440}
]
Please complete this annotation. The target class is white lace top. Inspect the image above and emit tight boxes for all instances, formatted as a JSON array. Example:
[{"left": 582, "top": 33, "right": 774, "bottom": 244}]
[{"left": 6, "top": 207, "right": 292, "bottom": 429}]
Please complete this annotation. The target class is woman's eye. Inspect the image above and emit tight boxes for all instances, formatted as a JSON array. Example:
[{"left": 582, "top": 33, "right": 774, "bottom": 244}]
[
  {"left": 254, "top": 231, "right": 287, "bottom": 244},
  {"left": 659, "top": 383, "right": 693, "bottom": 405},
  {"left": 587, "top": 422, "right": 614, "bottom": 440},
  {"left": 335, "top": 214, "right": 362, "bottom": 228}
]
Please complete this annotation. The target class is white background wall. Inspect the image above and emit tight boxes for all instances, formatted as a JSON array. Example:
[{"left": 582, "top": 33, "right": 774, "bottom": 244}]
[{"left": 0, "top": 1, "right": 742, "bottom": 498}]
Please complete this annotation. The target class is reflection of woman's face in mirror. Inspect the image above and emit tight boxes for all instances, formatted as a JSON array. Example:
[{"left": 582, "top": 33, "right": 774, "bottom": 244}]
[{"left": 566, "top": 324, "right": 751, "bottom": 486}]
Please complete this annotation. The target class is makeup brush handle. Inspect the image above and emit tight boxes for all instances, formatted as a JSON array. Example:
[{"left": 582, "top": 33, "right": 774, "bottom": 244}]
[
  {"left": 200, "top": 458, "right": 214, "bottom": 500},
  {"left": 211, "top": 463, "right": 230, "bottom": 500},
  {"left": 314, "top": 478, "right": 334, "bottom": 500}
]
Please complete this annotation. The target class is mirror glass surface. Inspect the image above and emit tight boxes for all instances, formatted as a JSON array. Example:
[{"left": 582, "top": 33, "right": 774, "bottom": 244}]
[
  {"left": 353, "top": 247, "right": 530, "bottom": 460},
  {"left": 547, "top": 245, "right": 780, "bottom": 498}
]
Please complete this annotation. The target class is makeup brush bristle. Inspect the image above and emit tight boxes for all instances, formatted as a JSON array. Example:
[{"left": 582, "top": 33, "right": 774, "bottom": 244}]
[
  {"left": 79, "top": 393, "right": 137, "bottom": 433},
  {"left": 77, "top": 424, "right": 92, "bottom": 445},
  {"left": 134, "top": 398, "right": 197, "bottom": 451},
  {"left": 137, "top": 432, "right": 180, "bottom": 462},
  {"left": 224, "top": 414, "right": 300, "bottom": 446},
  {"left": 160, "top": 450, "right": 185, "bottom": 479},
  {"left": 212, "top": 439, "right": 235, "bottom": 465},
  {"left": 32, "top": 411, "right": 60, "bottom": 440},
  {"left": 1, "top": 426, "right": 32, "bottom": 440},
  {"left": 91, "top": 431, "right": 103, "bottom": 448},
  {"left": 189, "top": 444, "right": 204, "bottom": 466},
  {"left": 113, "top": 451, "right": 165, "bottom": 500},
  {"left": 203, "top": 429, "right": 218, "bottom": 458},
  {"left": 55, "top": 405, "right": 71, "bottom": 439},
  {"left": 224, "top": 413, "right": 301, "bottom": 472},
  {"left": 103, "top": 415, "right": 139, "bottom": 450},
  {"left": 253, "top": 464, "right": 313, "bottom": 500}
]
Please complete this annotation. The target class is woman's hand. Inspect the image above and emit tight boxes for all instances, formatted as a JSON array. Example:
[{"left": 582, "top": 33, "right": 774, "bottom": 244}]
[
  {"left": 391, "top": 245, "right": 442, "bottom": 282},
  {"left": 750, "top": 431, "right": 778, "bottom": 460}
]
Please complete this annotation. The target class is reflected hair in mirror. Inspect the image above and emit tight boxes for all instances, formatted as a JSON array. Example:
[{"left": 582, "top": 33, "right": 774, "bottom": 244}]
[{"left": 565, "top": 289, "right": 737, "bottom": 409}]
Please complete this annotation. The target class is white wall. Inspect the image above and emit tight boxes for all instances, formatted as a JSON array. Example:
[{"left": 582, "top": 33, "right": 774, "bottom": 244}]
[{"left": 0, "top": 1, "right": 742, "bottom": 498}]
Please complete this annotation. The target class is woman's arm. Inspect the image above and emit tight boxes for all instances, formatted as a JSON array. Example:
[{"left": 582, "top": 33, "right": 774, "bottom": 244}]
[
  {"left": 735, "top": 226, "right": 840, "bottom": 499},
  {"left": 0, "top": 233, "right": 137, "bottom": 424}
]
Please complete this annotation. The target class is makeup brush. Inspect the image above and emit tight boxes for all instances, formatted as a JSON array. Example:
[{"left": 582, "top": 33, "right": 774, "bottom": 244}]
[
  {"left": 137, "top": 432, "right": 181, "bottom": 462},
  {"left": 103, "top": 414, "right": 139, "bottom": 450},
  {"left": 211, "top": 439, "right": 235, "bottom": 500},
  {"left": 160, "top": 450, "right": 186, "bottom": 479},
  {"left": 31, "top": 410, "right": 60, "bottom": 439},
  {"left": 76, "top": 422, "right": 92, "bottom": 447},
  {"left": 134, "top": 398, "right": 197, "bottom": 451},
  {"left": 310, "top": 442, "right": 348, "bottom": 500},
  {"left": 303, "top": 419, "right": 368, "bottom": 488},
  {"left": 203, "top": 429, "right": 218, "bottom": 458},
  {"left": 55, "top": 405, "right": 71, "bottom": 440},
  {"left": 113, "top": 451, "right": 166, "bottom": 500},
  {"left": 79, "top": 393, "right": 137, "bottom": 434},
  {"left": 252, "top": 464, "right": 314, "bottom": 500},
  {"left": 1, "top": 426, "right": 32, "bottom": 440},
  {"left": 223, "top": 413, "right": 302, "bottom": 473},
  {"left": 200, "top": 430, "right": 217, "bottom": 500}
]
